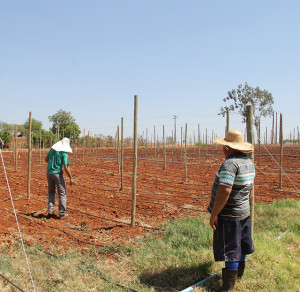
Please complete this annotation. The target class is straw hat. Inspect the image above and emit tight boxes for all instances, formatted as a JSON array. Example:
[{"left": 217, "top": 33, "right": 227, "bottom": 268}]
[
  {"left": 213, "top": 130, "right": 254, "bottom": 153},
  {"left": 52, "top": 137, "right": 73, "bottom": 153}
]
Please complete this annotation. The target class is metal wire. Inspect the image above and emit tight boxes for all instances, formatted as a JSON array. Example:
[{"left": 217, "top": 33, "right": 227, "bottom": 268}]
[{"left": 0, "top": 139, "right": 36, "bottom": 292}]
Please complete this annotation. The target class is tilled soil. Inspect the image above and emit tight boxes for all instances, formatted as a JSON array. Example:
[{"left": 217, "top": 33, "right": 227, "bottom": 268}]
[{"left": 0, "top": 146, "right": 299, "bottom": 252}]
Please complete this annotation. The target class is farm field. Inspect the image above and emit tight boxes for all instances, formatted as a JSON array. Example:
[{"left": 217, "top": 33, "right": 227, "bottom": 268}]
[{"left": 0, "top": 145, "right": 299, "bottom": 252}]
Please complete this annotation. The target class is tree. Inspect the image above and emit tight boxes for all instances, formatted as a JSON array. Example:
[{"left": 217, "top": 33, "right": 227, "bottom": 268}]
[
  {"left": 0, "top": 130, "right": 13, "bottom": 148},
  {"left": 48, "top": 109, "right": 81, "bottom": 139},
  {"left": 219, "top": 83, "right": 274, "bottom": 133},
  {"left": 24, "top": 118, "right": 43, "bottom": 133},
  {"left": 0, "top": 121, "right": 26, "bottom": 136},
  {"left": 23, "top": 118, "right": 43, "bottom": 145},
  {"left": 64, "top": 124, "right": 81, "bottom": 139},
  {"left": 0, "top": 122, "right": 16, "bottom": 133},
  {"left": 42, "top": 130, "right": 56, "bottom": 147}
]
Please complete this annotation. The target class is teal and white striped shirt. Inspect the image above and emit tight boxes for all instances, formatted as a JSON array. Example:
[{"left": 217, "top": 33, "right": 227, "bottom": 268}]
[{"left": 208, "top": 152, "right": 255, "bottom": 220}]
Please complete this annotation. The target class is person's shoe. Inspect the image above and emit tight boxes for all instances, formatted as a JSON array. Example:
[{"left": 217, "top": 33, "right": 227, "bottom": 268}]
[
  {"left": 48, "top": 211, "right": 54, "bottom": 217},
  {"left": 217, "top": 268, "right": 238, "bottom": 291},
  {"left": 59, "top": 213, "right": 69, "bottom": 219}
]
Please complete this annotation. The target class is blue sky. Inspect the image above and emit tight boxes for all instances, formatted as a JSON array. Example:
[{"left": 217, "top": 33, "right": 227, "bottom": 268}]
[{"left": 1, "top": 0, "right": 299, "bottom": 141}]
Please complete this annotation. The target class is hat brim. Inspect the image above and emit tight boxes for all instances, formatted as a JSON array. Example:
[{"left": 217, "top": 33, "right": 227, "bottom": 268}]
[
  {"left": 52, "top": 139, "right": 73, "bottom": 153},
  {"left": 213, "top": 138, "right": 254, "bottom": 153}
]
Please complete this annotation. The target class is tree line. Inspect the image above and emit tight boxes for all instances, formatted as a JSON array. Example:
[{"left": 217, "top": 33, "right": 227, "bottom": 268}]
[
  {"left": 1, "top": 83, "right": 278, "bottom": 148},
  {"left": 0, "top": 109, "right": 112, "bottom": 148}
]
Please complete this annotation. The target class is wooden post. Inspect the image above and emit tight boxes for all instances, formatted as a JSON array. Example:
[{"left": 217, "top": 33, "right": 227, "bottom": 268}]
[
  {"left": 226, "top": 109, "right": 230, "bottom": 134},
  {"left": 279, "top": 114, "right": 283, "bottom": 189},
  {"left": 271, "top": 112, "right": 274, "bottom": 144},
  {"left": 39, "top": 127, "right": 42, "bottom": 166},
  {"left": 146, "top": 128, "right": 148, "bottom": 157},
  {"left": 14, "top": 125, "right": 18, "bottom": 171},
  {"left": 117, "top": 125, "right": 120, "bottom": 173},
  {"left": 154, "top": 125, "right": 156, "bottom": 159},
  {"left": 57, "top": 123, "right": 60, "bottom": 142},
  {"left": 181, "top": 126, "right": 183, "bottom": 156},
  {"left": 297, "top": 126, "right": 300, "bottom": 156},
  {"left": 27, "top": 112, "right": 32, "bottom": 199},
  {"left": 131, "top": 95, "right": 138, "bottom": 227},
  {"left": 258, "top": 121, "right": 261, "bottom": 167},
  {"left": 120, "top": 117, "right": 124, "bottom": 191},
  {"left": 193, "top": 131, "right": 196, "bottom": 154},
  {"left": 198, "top": 124, "right": 201, "bottom": 163},
  {"left": 83, "top": 129, "right": 85, "bottom": 161},
  {"left": 275, "top": 112, "right": 278, "bottom": 144},
  {"left": 163, "top": 125, "right": 166, "bottom": 169},
  {"left": 205, "top": 128, "right": 208, "bottom": 156},
  {"left": 184, "top": 123, "right": 187, "bottom": 182},
  {"left": 172, "top": 130, "right": 174, "bottom": 155},
  {"left": 246, "top": 105, "right": 254, "bottom": 233}
]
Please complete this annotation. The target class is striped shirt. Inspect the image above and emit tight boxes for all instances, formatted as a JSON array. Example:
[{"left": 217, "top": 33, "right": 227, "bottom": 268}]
[{"left": 208, "top": 152, "right": 255, "bottom": 220}]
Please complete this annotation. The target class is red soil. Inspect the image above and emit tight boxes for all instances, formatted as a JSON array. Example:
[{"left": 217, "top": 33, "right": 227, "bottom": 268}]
[{"left": 0, "top": 146, "right": 299, "bottom": 252}]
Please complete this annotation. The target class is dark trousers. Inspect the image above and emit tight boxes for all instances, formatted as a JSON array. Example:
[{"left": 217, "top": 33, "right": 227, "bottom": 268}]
[{"left": 213, "top": 216, "right": 254, "bottom": 262}]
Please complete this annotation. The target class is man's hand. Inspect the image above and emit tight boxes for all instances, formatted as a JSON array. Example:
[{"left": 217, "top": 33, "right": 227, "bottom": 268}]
[
  {"left": 210, "top": 214, "right": 218, "bottom": 230},
  {"left": 70, "top": 179, "right": 77, "bottom": 186}
]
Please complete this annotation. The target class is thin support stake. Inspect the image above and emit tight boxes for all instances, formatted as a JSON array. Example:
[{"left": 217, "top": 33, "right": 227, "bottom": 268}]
[
  {"left": 131, "top": 95, "right": 138, "bottom": 227},
  {"left": 27, "top": 112, "right": 32, "bottom": 199}
]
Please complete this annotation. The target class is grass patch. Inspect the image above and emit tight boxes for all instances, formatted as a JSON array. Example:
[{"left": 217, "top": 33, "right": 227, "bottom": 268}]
[{"left": 0, "top": 199, "right": 299, "bottom": 291}]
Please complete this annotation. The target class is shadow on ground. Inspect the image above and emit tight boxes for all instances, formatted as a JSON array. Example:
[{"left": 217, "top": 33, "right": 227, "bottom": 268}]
[
  {"left": 139, "top": 261, "right": 219, "bottom": 291},
  {"left": 26, "top": 211, "right": 60, "bottom": 220}
]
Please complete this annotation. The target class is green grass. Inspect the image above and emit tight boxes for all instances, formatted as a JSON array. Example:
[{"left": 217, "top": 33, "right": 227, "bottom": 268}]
[{"left": 0, "top": 199, "right": 299, "bottom": 291}]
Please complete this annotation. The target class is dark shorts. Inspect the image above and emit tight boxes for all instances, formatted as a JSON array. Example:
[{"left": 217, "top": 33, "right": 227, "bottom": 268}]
[{"left": 213, "top": 216, "right": 255, "bottom": 262}]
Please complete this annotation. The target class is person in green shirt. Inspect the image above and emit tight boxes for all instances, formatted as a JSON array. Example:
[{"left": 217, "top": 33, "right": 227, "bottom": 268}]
[{"left": 45, "top": 138, "right": 73, "bottom": 218}]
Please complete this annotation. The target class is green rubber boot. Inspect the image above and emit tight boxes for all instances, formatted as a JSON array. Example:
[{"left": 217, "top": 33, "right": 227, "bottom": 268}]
[{"left": 219, "top": 268, "right": 238, "bottom": 291}]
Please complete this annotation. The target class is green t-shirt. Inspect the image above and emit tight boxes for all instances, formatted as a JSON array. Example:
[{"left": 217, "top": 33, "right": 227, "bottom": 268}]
[{"left": 46, "top": 148, "right": 69, "bottom": 174}]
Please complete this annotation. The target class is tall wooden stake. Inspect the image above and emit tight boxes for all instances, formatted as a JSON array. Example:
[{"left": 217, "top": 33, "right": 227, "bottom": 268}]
[
  {"left": 117, "top": 125, "right": 120, "bottom": 173},
  {"left": 163, "top": 125, "right": 166, "bottom": 169},
  {"left": 57, "top": 123, "right": 60, "bottom": 142},
  {"left": 14, "top": 125, "right": 18, "bottom": 171},
  {"left": 27, "top": 112, "right": 32, "bottom": 199},
  {"left": 39, "top": 127, "right": 42, "bottom": 166},
  {"left": 246, "top": 105, "right": 254, "bottom": 233},
  {"left": 184, "top": 123, "right": 187, "bottom": 182},
  {"left": 120, "top": 117, "right": 124, "bottom": 191},
  {"left": 131, "top": 95, "right": 138, "bottom": 227},
  {"left": 279, "top": 114, "right": 283, "bottom": 189},
  {"left": 258, "top": 121, "right": 261, "bottom": 167},
  {"left": 226, "top": 109, "right": 230, "bottom": 134},
  {"left": 198, "top": 124, "right": 201, "bottom": 163},
  {"left": 154, "top": 125, "right": 156, "bottom": 159}
]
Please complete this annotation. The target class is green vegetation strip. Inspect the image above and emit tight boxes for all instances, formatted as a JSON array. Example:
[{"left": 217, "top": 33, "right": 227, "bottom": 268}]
[{"left": 0, "top": 199, "right": 299, "bottom": 291}]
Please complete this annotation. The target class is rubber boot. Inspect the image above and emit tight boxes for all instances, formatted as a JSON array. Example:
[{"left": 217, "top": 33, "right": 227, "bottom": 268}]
[
  {"left": 219, "top": 268, "right": 238, "bottom": 291},
  {"left": 237, "top": 262, "right": 245, "bottom": 279}
]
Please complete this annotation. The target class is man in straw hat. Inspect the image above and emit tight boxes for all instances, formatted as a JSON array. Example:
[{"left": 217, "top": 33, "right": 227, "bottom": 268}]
[
  {"left": 208, "top": 130, "right": 255, "bottom": 291},
  {"left": 45, "top": 137, "right": 74, "bottom": 218}
]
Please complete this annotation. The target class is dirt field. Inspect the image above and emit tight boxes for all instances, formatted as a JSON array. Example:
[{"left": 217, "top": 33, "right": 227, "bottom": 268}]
[{"left": 0, "top": 145, "right": 299, "bottom": 252}]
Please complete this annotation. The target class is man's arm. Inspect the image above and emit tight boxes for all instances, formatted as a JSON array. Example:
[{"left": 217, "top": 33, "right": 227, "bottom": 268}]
[
  {"left": 210, "top": 185, "right": 232, "bottom": 230},
  {"left": 63, "top": 164, "right": 73, "bottom": 185}
]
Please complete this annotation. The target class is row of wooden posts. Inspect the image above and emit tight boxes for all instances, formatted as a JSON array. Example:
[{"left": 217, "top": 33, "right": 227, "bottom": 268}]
[{"left": 22, "top": 98, "right": 288, "bottom": 229}]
